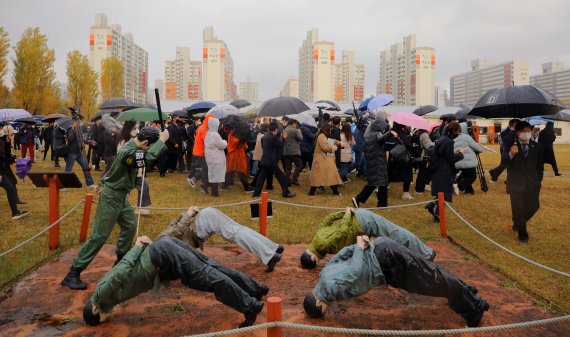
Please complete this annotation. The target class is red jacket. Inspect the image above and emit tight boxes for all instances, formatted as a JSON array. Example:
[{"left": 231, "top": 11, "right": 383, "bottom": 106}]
[{"left": 192, "top": 114, "right": 213, "bottom": 157}]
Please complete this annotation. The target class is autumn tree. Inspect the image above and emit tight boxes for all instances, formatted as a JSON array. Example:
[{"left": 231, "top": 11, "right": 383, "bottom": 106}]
[
  {"left": 66, "top": 50, "right": 99, "bottom": 119},
  {"left": 100, "top": 57, "right": 124, "bottom": 100},
  {"left": 0, "top": 27, "right": 10, "bottom": 107},
  {"left": 11, "top": 27, "right": 61, "bottom": 114}
]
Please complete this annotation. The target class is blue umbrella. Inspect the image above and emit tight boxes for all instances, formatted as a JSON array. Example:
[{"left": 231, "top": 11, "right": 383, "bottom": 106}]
[
  {"left": 184, "top": 101, "right": 216, "bottom": 116},
  {"left": 526, "top": 116, "right": 552, "bottom": 126},
  {"left": 367, "top": 94, "right": 394, "bottom": 111},
  {"left": 358, "top": 97, "right": 373, "bottom": 111}
]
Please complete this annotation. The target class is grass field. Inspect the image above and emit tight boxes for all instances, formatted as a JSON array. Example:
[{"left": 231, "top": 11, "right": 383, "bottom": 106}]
[{"left": 0, "top": 144, "right": 568, "bottom": 312}]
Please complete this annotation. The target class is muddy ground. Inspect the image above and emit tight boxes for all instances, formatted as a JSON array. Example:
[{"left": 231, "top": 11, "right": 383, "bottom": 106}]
[{"left": 0, "top": 241, "right": 568, "bottom": 337}]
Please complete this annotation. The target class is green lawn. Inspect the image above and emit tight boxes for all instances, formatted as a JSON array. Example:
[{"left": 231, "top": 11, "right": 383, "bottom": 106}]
[{"left": 0, "top": 145, "right": 568, "bottom": 311}]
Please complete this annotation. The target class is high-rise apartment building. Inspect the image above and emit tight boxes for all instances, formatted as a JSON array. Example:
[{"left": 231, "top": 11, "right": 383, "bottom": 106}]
[
  {"left": 530, "top": 61, "right": 570, "bottom": 101},
  {"left": 202, "top": 27, "right": 237, "bottom": 101},
  {"left": 239, "top": 78, "right": 259, "bottom": 102},
  {"left": 89, "top": 13, "right": 148, "bottom": 104},
  {"left": 280, "top": 76, "right": 299, "bottom": 98},
  {"left": 377, "top": 34, "right": 435, "bottom": 105},
  {"left": 165, "top": 47, "right": 202, "bottom": 100},
  {"left": 298, "top": 29, "right": 335, "bottom": 102},
  {"left": 333, "top": 51, "right": 365, "bottom": 103},
  {"left": 450, "top": 59, "right": 529, "bottom": 106},
  {"left": 434, "top": 86, "right": 449, "bottom": 107}
]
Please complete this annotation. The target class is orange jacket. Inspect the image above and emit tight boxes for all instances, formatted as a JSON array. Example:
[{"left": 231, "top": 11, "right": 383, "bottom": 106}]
[
  {"left": 226, "top": 131, "right": 248, "bottom": 173},
  {"left": 192, "top": 114, "right": 213, "bottom": 157}
]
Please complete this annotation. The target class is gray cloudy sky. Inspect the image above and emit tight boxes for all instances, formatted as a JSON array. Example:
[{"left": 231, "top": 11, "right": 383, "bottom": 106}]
[{"left": 2, "top": 0, "right": 570, "bottom": 101}]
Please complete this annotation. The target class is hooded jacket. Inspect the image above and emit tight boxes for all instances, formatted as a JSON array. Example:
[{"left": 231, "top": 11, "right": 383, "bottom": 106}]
[
  {"left": 363, "top": 118, "right": 392, "bottom": 186},
  {"left": 192, "top": 114, "right": 214, "bottom": 157},
  {"left": 454, "top": 123, "right": 486, "bottom": 170},
  {"left": 204, "top": 118, "right": 227, "bottom": 183}
]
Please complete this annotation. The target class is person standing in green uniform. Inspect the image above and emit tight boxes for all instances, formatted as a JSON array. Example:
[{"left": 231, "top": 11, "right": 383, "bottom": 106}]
[
  {"left": 300, "top": 207, "right": 434, "bottom": 269},
  {"left": 62, "top": 127, "right": 169, "bottom": 290}
]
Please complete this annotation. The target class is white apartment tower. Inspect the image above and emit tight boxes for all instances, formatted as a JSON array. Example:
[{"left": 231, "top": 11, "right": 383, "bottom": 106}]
[
  {"left": 333, "top": 51, "right": 365, "bottom": 103},
  {"left": 89, "top": 13, "right": 148, "bottom": 104},
  {"left": 377, "top": 34, "right": 435, "bottom": 105},
  {"left": 530, "top": 62, "right": 570, "bottom": 101},
  {"left": 450, "top": 59, "right": 530, "bottom": 107},
  {"left": 280, "top": 76, "right": 299, "bottom": 98},
  {"left": 165, "top": 47, "right": 202, "bottom": 100},
  {"left": 202, "top": 27, "right": 237, "bottom": 101},
  {"left": 299, "top": 29, "right": 335, "bottom": 102},
  {"left": 239, "top": 78, "right": 259, "bottom": 102}
]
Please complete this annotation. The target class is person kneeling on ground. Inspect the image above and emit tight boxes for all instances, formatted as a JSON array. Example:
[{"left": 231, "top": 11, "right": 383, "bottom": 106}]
[
  {"left": 162, "top": 206, "right": 284, "bottom": 272},
  {"left": 82, "top": 236, "right": 268, "bottom": 328},
  {"left": 303, "top": 236, "right": 489, "bottom": 327},
  {"left": 300, "top": 208, "right": 434, "bottom": 269}
]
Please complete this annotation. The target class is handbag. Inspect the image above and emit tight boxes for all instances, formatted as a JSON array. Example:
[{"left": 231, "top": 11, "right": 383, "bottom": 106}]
[
  {"left": 55, "top": 143, "right": 69, "bottom": 157},
  {"left": 389, "top": 138, "right": 411, "bottom": 164}
]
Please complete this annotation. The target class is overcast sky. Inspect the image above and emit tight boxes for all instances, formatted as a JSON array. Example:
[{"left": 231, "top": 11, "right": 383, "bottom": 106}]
[{"left": 2, "top": 0, "right": 570, "bottom": 101}]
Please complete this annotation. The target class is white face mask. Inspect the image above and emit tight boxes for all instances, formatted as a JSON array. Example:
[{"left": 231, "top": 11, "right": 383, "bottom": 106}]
[{"left": 518, "top": 132, "right": 531, "bottom": 142}]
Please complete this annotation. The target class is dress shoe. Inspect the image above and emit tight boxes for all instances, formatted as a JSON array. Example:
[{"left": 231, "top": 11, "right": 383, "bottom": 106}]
[
  {"left": 282, "top": 192, "right": 295, "bottom": 198},
  {"left": 465, "top": 300, "right": 489, "bottom": 327},
  {"left": 265, "top": 253, "right": 281, "bottom": 272},
  {"left": 254, "top": 285, "right": 270, "bottom": 301},
  {"left": 276, "top": 245, "right": 285, "bottom": 254},
  {"left": 518, "top": 233, "right": 529, "bottom": 243}
]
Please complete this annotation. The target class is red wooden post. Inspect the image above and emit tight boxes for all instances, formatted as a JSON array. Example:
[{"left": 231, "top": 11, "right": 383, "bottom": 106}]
[
  {"left": 267, "top": 296, "right": 282, "bottom": 337},
  {"left": 80, "top": 194, "right": 94, "bottom": 243},
  {"left": 45, "top": 174, "right": 61, "bottom": 250},
  {"left": 437, "top": 192, "right": 447, "bottom": 237},
  {"left": 259, "top": 191, "right": 269, "bottom": 237}
]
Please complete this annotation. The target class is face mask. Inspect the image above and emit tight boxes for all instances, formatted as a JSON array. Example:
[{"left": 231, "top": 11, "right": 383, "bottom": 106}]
[{"left": 518, "top": 132, "right": 531, "bottom": 142}]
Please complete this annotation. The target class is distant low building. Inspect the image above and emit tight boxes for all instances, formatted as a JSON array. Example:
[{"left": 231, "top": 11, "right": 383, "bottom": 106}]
[
  {"left": 239, "top": 78, "right": 259, "bottom": 102},
  {"left": 280, "top": 76, "right": 299, "bottom": 98}
]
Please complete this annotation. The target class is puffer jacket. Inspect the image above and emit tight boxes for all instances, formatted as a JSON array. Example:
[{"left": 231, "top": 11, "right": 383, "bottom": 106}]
[
  {"left": 454, "top": 123, "right": 485, "bottom": 170},
  {"left": 299, "top": 124, "right": 317, "bottom": 154},
  {"left": 363, "top": 119, "right": 393, "bottom": 186}
]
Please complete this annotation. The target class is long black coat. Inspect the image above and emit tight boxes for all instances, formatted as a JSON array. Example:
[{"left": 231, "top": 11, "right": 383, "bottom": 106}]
[
  {"left": 431, "top": 134, "right": 463, "bottom": 202},
  {"left": 501, "top": 140, "right": 544, "bottom": 195},
  {"left": 538, "top": 126, "right": 556, "bottom": 164},
  {"left": 388, "top": 134, "right": 414, "bottom": 183},
  {"left": 363, "top": 119, "right": 392, "bottom": 186}
]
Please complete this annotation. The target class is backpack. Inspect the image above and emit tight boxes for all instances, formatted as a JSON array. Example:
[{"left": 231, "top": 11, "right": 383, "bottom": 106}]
[{"left": 423, "top": 144, "right": 439, "bottom": 171}]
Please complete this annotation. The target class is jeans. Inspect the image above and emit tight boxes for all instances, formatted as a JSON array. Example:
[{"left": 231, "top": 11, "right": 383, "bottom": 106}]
[
  {"left": 251, "top": 160, "right": 260, "bottom": 175},
  {"left": 65, "top": 152, "right": 94, "bottom": 186},
  {"left": 339, "top": 162, "right": 349, "bottom": 181},
  {"left": 135, "top": 176, "right": 151, "bottom": 207},
  {"left": 347, "top": 150, "right": 366, "bottom": 177}
]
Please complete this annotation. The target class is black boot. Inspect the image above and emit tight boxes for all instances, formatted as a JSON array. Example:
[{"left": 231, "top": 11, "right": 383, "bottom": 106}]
[
  {"left": 61, "top": 266, "right": 87, "bottom": 290},
  {"left": 254, "top": 284, "right": 270, "bottom": 301},
  {"left": 464, "top": 300, "right": 490, "bottom": 327},
  {"left": 308, "top": 186, "right": 317, "bottom": 196},
  {"left": 331, "top": 185, "right": 340, "bottom": 196},
  {"left": 265, "top": 253, "right": 282, "bottom": 272},
  {"left": 240, "top": 301, "right": 264, "bottom": 328}
]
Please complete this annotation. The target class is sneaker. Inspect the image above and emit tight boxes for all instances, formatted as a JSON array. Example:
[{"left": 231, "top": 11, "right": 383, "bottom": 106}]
[
  {"left": 186, "top": 177, "right": 196, "bottom": 188},
  {"left": 199, "top": 186, "right": 208, "bottom": 194},
  {"left": 136, "top": 208, "right": 150, "bottom": 215},
  {"left": 12, "top": 210, "right": 29, "bottom": 220},
  {"left": 276, "top": 245, "right": 285, "bottom": 254},
  {"left": 87, "top": 184, "right": 97, "bottom": 190},
  {"left": 265, "top": 253, "right": 282, "bottom": 272},
  {"left": 465, "top": 300, "right": 490, "bottom": 327},
  {"left": 351, "top": 197, "right": 360, "bottom": 208},
  {"left": 453, "top": 184, "right": 460, "bottom": 196},
  {"left": 244, "top": 187, "right": 255, "bottom": 193},
  {"left": 555, "top": 173, "right": 563, "bottom": 177},
  {"left": 425, "top": 185, "right": 431, "bottom": 192},
  {"left": 401, "top": 192, "right": 414, "bottom": 200}
]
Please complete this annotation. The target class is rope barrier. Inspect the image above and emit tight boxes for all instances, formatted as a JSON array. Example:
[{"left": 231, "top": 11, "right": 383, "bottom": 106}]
[
  {"left": 0, "top": 200, "right": 85, "bottom": 258},
  {"left": 183, "top": 314, "right": 570, "bottom": 337},
  {"left": 269, "top": 199, "right": 433, "bottom": 211},
  {"left": 445, "top": 202, "right": 570, "bottom": 278},
  {"left": 140, "top": 199, "right": 260, "bottom": 211}
]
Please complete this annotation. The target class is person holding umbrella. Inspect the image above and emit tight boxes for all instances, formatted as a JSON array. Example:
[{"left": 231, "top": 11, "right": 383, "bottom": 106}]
[
  {"left": 308, "top": 124, "right": 343, "bottom": 196},
  {"left": 538, "top": 121, "right": 562, "bottom": 176},
  {"left": 18, "top": 122, "right": 36, "bottom": 162},
  {"left": 503, "top": 121, "right": 544, "bottom": 243},
  {"left": 61, "top": 126, "right": 169, "bottom": 290}
]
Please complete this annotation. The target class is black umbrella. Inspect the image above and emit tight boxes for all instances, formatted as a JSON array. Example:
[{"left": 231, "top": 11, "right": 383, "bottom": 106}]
[
  {"left": 14, "top": 117, "right": 38, "bottom": 124},
  {"left": 100, "top": 98, "right": 139, "bottom": 110},
  {"left": 316, "top": 100, "right": 341, "bottom": 111},
  {"left": 455, "top": 109, "right": 481, "bottom": 120},
  {"left": 440, "top": 113, "right": 456, "bottom": 121},
  {"left": 468, "top": 85, "right": 566, "bottom": 119},
  {"left": 413, "top": 105, "right": 438, "bottom": 116},
  {"left": 56, "top": 117, "right": 73, "bottom": 130},
  {"left": 90, "top": 110, "right": 115, "bottom": 122},
  {"left": 229, "top": 99, "right": 251, "bottom": 109},
  {"left": 183, "top": 101, "right": 216, "bottom": 117},
  {"left": 43, "top": 113, "right": 68, "bottom": 123},
  {"left": 542, "top": 110, "right": 570, "bottom": 122},
  {"left": 257, "top": 96, "right": 310, "bottom": 117}
]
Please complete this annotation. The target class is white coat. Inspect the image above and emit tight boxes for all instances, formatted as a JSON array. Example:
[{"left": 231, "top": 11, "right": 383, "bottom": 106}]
[{"left": 204, "top": 118, "right": 227, "bottom": 183}]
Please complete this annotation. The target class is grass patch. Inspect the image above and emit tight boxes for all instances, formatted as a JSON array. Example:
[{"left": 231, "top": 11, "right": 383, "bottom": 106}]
[
  {"left": 165, "top": 303, "right": 185, "bottom": 313},
  {"left": 0, "top": 144, "right": 569, "bottom": 311}
]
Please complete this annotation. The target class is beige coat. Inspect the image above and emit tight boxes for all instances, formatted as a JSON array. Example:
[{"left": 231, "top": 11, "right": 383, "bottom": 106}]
[{"left": 309, "top": 134, "right": 343, "bottom": 187}]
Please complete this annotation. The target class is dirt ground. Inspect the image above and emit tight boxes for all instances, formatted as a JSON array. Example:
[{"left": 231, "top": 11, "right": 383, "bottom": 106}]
[{"left": 0, "top": 241, "right": 568, "bottom": 337}]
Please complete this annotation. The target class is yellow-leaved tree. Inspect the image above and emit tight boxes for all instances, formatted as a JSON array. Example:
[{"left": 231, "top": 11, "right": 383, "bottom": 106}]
[
  {"left": 100, "top": 57, "right": 124, "bottom": 100},
  {"left": 11, "top": 27, "right": 61, "bottom": 114},
  {"left": 66, "top": 50, "right": 99, "bottom": 120},
  {"left": 0, "top": 27, "right": 10, "bottom": 107}
]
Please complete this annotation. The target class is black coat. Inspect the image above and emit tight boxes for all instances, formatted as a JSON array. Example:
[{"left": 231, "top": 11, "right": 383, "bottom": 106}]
[
  {"left": 166, "top": 122, "right": 182, "bottom": 153},
  {"left": 363, "top": 119, "right": 392, "bottom": 186},
  {"left": 42, "top": 126, "right": 54, "bottom": 144},
  {"left": 388, "top": 134, "right": 414, "bottom": 183},
  {"left": 260, "top": 133, "right": 284, "bottom": 167},
  {"left": 538, "top": 126, "right": 556, "bottom": 164},
  {"left": 431, "top": 134, "right": 463, "bottom": 201},
  {"left": 501, "top": 140, "right": 544, "bottom": 195}
]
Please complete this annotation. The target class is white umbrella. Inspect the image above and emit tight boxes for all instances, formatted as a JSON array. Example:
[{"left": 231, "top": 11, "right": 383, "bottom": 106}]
[
  {"left": 207, "top": 105, "right": 240, "bottom": 119},
  {"left": 0, "top": 109, "right": 32, "bottom": 122},
  {"left": 287, "top": 113, "right": 317, "bottom": 128}
]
